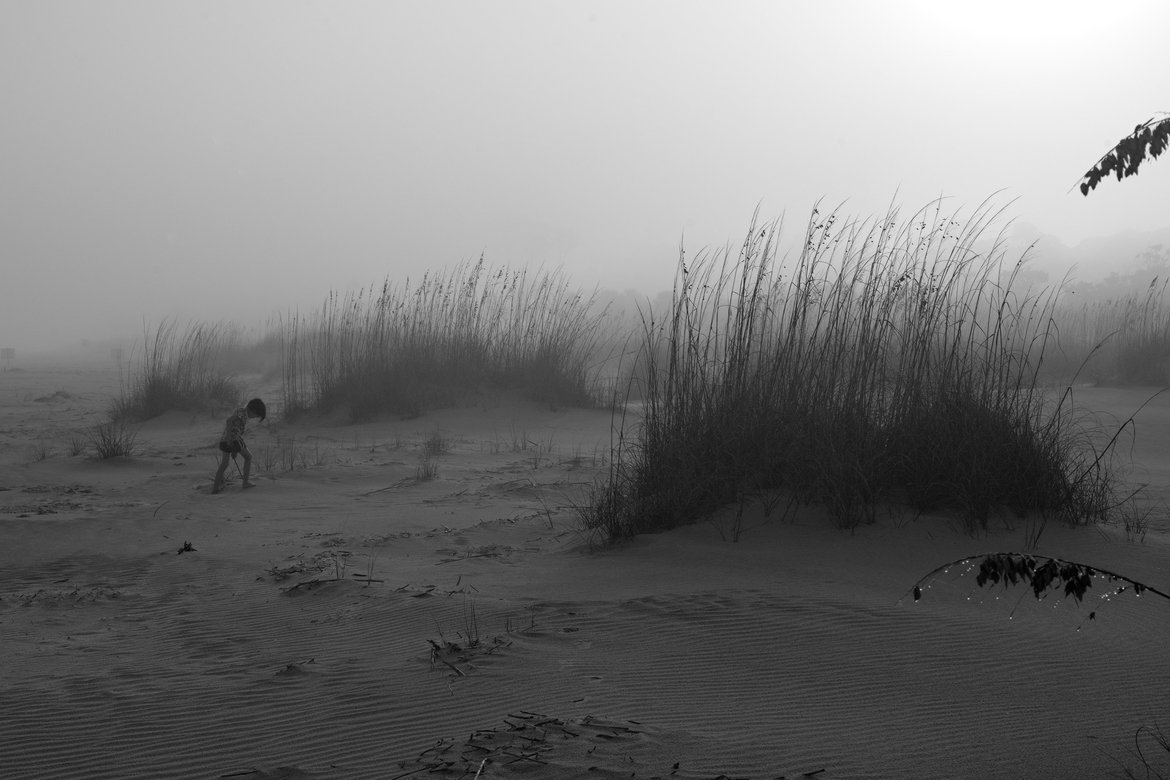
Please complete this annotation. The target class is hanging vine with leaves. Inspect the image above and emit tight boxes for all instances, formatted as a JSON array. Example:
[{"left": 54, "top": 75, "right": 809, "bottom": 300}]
[
  {"left": 909, "top": 552, "right": 1170, "bottom": 622},
  {"left": 1079, "top": 114, "right": 1170, "bottom": 196}
]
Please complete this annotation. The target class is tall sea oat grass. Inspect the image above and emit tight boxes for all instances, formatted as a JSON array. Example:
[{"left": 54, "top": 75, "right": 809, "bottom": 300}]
[
  {"left": 281, "top": 259, "right": 617, "bottom": 419},
  {"left": 113, "top": 320, "right": 243, "bottom": 420},
  {"left": 583, "top": 199, "right": 1122, "bottom": 539}
]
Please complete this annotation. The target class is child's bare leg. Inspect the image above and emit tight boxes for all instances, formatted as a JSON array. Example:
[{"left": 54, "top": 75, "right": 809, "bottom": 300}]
[
  {"left": 241, "top": 445, "right": 255, "bottom": 489},
  {"left": 213, "top": 452, "right": 230, "bottom": 493}
]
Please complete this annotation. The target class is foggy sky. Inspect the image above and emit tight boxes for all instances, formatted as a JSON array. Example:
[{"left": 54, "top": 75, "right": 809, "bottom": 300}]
[{"left": 3, "top": 1, "right": 1169, "bottom": 352}]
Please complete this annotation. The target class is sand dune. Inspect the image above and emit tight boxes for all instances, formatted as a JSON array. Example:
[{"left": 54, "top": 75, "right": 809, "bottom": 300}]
[{"left": 2, "top": 363, "right": 1169, "bottom": 779}]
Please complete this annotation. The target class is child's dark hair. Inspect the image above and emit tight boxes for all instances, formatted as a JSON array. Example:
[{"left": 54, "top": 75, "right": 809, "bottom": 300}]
[{"left": 246, "top": 398, "right": 267, "bottom": 421}]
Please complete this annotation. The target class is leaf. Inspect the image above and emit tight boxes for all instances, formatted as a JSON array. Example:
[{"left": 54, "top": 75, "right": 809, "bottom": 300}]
[
  {"left": 1080, "top": 115, "right": 1170, "bottom": 195},
  {"left": 930, "top": 552, "right": 1167, "bottom": 622}
]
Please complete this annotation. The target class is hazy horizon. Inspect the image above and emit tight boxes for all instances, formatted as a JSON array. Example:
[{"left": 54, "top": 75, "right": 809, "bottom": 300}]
[{"left": 4, "top": 1, "right": 1170, "bottom": 354}]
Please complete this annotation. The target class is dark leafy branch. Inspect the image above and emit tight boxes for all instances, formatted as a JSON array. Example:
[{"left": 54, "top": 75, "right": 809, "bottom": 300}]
[
  {"left": 909, "top": 552, "right": 1170, "bottom": 615},
  {"left": 1079, "top": 115, "right": 1170, "bottom": 196}
]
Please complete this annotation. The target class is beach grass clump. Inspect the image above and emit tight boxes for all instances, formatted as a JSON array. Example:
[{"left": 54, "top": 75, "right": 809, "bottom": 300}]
[
  {"left": 582, "top": 199, "right": 1123, "bottom": 540},
  {"left": 281, "top": 259, "right": 616, "bottom": 420},
  {"left": 113, "top": 320, "right": 244, "bottom": 420}
]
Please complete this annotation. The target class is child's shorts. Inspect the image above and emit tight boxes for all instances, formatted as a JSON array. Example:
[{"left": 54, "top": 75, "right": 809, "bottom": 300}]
[{"left": 219, "top": 441, "right": 242, "bottom": 455}]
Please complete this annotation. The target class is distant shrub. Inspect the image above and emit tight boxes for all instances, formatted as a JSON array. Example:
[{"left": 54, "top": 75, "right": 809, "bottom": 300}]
[
  {"left": 581, "top": 200, "right": 1123, "bottom": 540},
  {"left": 281, "top": 259, "right": 618, "bottom": 420}
]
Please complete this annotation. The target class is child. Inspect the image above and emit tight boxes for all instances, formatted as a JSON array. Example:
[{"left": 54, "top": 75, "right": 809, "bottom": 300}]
[{"left": 212, "top": 398, "right": 266, "bottom": 494}]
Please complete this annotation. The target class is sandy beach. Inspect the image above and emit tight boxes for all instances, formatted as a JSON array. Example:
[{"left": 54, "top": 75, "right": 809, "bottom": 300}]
[
  {"left": 2, "top": 359, "right": 1169, "bottom": 779},
  {"left": 6, "top": 2, "right": 1170, "bottom": 777}
]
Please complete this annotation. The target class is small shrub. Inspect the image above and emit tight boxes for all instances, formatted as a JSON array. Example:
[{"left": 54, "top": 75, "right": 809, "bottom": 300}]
[
  {"left": 427, "top": 596, "right": 509, "bottom": 678},
  {"left": 89, "top": 420, "right": 138, "bottom": 458},
  {"left": 415, "top": 452, "right": 439, "bottom": 482},
  {"left": 68, "top": 434, "right": 87, "bottom": 457},
  {"left": 1115, "top": 493, "right": 1152, "bottom": 543},
  {"left": 423, "top": 430, "right": 451, "bottom": 457}
]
